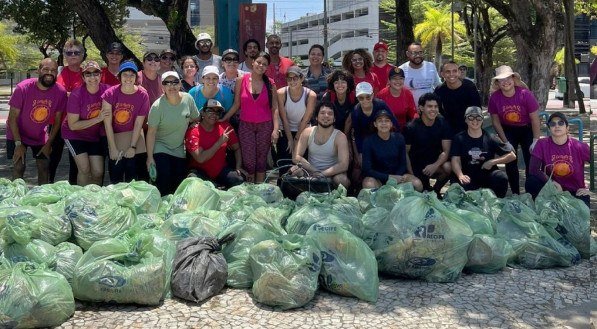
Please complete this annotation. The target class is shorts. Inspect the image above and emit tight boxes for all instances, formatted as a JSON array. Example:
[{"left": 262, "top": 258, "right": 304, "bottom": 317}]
[
  {"left": 65, "top": 139, "right": 106, "bottom": 156},
  {"left": 6, "top": 140, "right": 47, "bottom": 160}
]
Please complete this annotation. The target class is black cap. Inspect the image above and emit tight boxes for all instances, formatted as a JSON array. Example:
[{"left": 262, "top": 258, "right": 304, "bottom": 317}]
[
  {"left": 388, "top": 66, "right": 405, "bottom": 80},
  {"left": 547, "top": 112, "right": 568, "bottom": 126},
  {"left": 160, "top": 49, "right": 176, "bottom": 57},
  {"left": 107, "top": 42, "right": 123, "bottom": 53},
  {"left": 374, "top": 109, "right": 393, "bottom": 121}
]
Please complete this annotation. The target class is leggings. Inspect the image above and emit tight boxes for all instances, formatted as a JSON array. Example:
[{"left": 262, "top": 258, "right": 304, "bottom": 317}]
[
  {"left": 503, "top": 125, "right": 533, "bottom": 194},
  {"left": 238, "top": 120, "right": 273, "bottom": 174}
]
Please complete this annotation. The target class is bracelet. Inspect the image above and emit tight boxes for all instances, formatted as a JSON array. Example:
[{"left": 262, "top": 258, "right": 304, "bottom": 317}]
[{"left": 130, "top": 145, "right": 137, "bottom": 149}]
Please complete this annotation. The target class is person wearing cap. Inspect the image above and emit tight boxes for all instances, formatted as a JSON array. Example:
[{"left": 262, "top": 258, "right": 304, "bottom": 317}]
[
  {"left": 362, "top": 109, "right": 423, "bottom": 191},
  {"left": 193, "top": 32, "right": 221, "bottom": 82},
  {"left": 101, "top": 61, "right": 150, "bottom": 184},
  {"left": 450, "top": 106, "right": 516, "bottom": 198},
  {"left": 158, "top": 49, "right": 177, "bottom": 75},
  {"left": 219, "top": 49, "right": 246, "bottom": 92},
  {"left": 239, "top": 38, "right": 261, "bottom": 72},
  {"left": 342, "top": 48, "right": 384, "bottom": 94},
  {"left": 265, "top": 34, "right": 294, "bottom": 88},
  {"left": 6, "top": 58, "right": 67, "bottom": 185},
  {"left": 405, "top": 93, "right": 452, "bottom": 195},
  {"left": 179, "top": 56, "right": 199, "bottom": 92},
  {"left": 377, "top": 66, "right": 418, "bottom": 131},
  {"left": 61, "top": 61, "right": 110, "bottom": 186},
  {"left": 185, "top": 99, "right": 246, "bottom": 188},
  {"left": 434, "top": 60, "right": 482, "bottom": 135},
  {"left": 525, "top": 112, "right": 590, "bottom": 207},
  {"left": 370, "top": 41, "right": 395, "bottom": 88},
  {"left": 101, "top": 42, "right": 124, "bottom": 86},
  {"left": 137, "top": 51, "right": 164, "bottom": 105},
  {"left": 189, "top": 65, "right": 233, "bottom": 114},
  {"left": 321, "top": 70, "right": 357, "bottom": 132},
  {"left": 488, "top": 64, "right": 541, "bottom": 195},
  {"left": 291, "top": 102, "right": 350, "bottom": 189},
  {"left": 275, "top": 66, "right": 317, "bottom": 167},
  {"left": 303, "top": 44, "right": 332, "bottom": 101},
  {"left": 146, "top": 71, "right": 200, "bottom": 195},
  {"left": 399, "top": 42, "right": 442, "bottom": 105}
]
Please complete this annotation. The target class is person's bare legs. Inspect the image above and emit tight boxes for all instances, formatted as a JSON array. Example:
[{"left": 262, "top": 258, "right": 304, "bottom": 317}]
[
  {"left": 36, "top": 158, "right": 50, "bottom": 185},
  {"left": 255, "top": 172, "right": 266, "bottom": 183},
  {"left": 89, "top": 155, "right": 105, "bottom": 186}
]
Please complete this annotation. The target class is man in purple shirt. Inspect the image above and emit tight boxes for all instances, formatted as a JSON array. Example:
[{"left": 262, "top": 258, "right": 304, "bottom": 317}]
[{"left": 6, "top": 58, "right": 67, "bottom": 184}]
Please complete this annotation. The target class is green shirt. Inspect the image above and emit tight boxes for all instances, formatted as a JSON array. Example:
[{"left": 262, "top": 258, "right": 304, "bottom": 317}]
[{"left": 148, "top": 93, "right": 199, "bottom": 158}]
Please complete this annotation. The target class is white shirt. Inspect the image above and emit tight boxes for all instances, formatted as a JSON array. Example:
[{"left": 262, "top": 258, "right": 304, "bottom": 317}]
[{"left": 399, "top": 61, "right": 441, "bottom": 105}]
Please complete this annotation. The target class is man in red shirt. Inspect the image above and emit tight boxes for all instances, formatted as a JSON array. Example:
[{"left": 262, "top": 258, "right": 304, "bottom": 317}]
[
  {"left": 265, "top": 34, "right": 294, "bottom": 88},
  {"left": 370, "top": 41, "right": 394, "bottom": 89},
  {"left": 101, "top": 42, "right": 124, "bottom": 86}
]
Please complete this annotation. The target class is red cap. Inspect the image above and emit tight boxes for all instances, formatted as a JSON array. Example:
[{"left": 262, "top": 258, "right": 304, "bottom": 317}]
[{"left": 374, "top": 42, "right": 388, "bottom": 51}]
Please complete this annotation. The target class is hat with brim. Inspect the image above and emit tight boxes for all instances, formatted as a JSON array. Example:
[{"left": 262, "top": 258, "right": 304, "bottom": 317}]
[
  {"left": 82, "top": 60, "right": 101, "bottom": 73},
  {"left": 160, "top": 49, "right": 176, "bottom": 57},
  {"left": 355, "top": 82, "right": 374, "bottom": 97},
  {"left": 118, "top": 61, "right": 138, "bottom": 74},
  {"left": 201, "top": 65, "right": 220, "bottom": 77},
  {"left": 492, "top": 65, "right": 521, "bottom": 81},
  {"left": 547, "top": 111, "right": 568, "bottom": 126},
  {"left": 161, "top": 71, "right": 180, "bottom": 81},
  {"left": 374, "top": 109, "right": 393, "bottom": 121},
  {"left": 464, "top": 106, "right": 483, "bottom": 118},
  {"left": 107, "top": 42, "right": 123, "bottom": 53},
  {"left": 286, "top": 66, "right": 303, "bottom": 77},
  {"left": 195, "top": 33, "right": 213, "bottom": 50},
  {"left": 389, "top": 66, "right": 405, "bottom": 80},
  {"left": 204, "top": 99, "right": 224, "bottom": 111},
  {"left": 143, "top": 51, "right": 159, "bottom": 60}
]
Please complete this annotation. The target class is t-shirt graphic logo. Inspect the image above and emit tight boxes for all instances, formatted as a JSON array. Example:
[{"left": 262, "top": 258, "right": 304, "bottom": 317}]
[
  {"left": 30, "top": 99, "right": 51, "bottom": 123},
  {"left": 113, "top": 103, "right": 134, "bottom": 125},
  {"left": 468, "top": 147, "right": 486, "bottom": 164},
  {"left": 503, "top": 106, "right": 521, "bottom": 124},
  {"left": 552, "top": 160, "right": 573, "bottom": 177},
  {"left": 87, "top": 102, "right": 102, "bottom": 119}
]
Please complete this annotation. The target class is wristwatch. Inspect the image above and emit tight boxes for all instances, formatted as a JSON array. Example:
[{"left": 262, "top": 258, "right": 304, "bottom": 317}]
[{"left": 14, "top": 140, "right": 22, "bottom": 147}]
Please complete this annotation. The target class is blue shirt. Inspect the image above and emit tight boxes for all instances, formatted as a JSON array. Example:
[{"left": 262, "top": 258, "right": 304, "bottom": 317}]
[
  {"left": 351, "top": 98, "right": 397, "bottom": 153},
  {"left": 188, "top": 85, "right": 234, "bottom": 112},
  {"left": 362, "top": 132, "right": 408, "bottom": 183}
]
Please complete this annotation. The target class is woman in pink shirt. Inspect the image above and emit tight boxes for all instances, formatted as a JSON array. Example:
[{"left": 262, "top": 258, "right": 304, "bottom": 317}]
[{"left": 222, "top": 52, "right": 279, "bottom": 183}]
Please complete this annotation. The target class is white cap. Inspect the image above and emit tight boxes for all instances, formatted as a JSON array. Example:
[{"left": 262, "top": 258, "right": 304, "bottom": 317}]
[
  {"left": 161, "top": 71, "right": 180, "bottom": 81},
  {"left": 355, "top": 82, "right": 374, "bottom": 97},
  {"left": 202, "top": 65, "right": 220, "bottom": 77},
  {"left": 197, "top": 32, "right": 212, "bottom": 42}
]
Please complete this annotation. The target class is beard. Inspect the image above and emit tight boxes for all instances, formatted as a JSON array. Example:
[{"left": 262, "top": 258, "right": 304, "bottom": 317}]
[
  {"left": 318, "top": 122, "right": 334, "bottom": 129},
  {"left": 39, "top": 74, "right": 56, "bottom": 88}
]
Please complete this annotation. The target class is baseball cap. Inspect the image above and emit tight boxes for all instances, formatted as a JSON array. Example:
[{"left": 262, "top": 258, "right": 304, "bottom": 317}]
[
  {"left": 195, "top": 33, "right": 213, "bottom": 49},
  {"left": 389, "top": 66, "right": 405, "bottom": 80},
  {"left": 107, "top": 42, "right": 123, "bottom": 53},
  {"left": 143, "top": 51, "right": 159, "bottom": 60},
  {"left": 201, "top": 65, "right": 220, "bottom": 77},
  {"left": 374, "top": 109, "right": 393, "bottom": 121},
  {"left": 161, "top": 71, "right": 180, "bottom": 81},
  {"left": 374, "top": 42, "right": 389, "bottom": 52},
  {"left": 222, "top": 49, "right": 239, "bottom": 58},
  {"left": 81, "top": 60, "right": 101, "bottom": 73},
  {"left": 547, "top": 112, "right": 568, "bottom": 126},
  {"left": 355, "top": 82, "right": 374, "bottom": 97},
  {"left": 286, "top": 66, "right": 303, "bottom": 77},
  {"left": 160, "top": 49, "right": 176, "bottom": 57},
  {"left": 464, "top": 106, "right": 483, "bottom": 117},
  {"left": 204, "top": 99, "right": 224, "bottom": 111},
  {"left": 118, "top": 61, "right": 138, "bottom": 74}
]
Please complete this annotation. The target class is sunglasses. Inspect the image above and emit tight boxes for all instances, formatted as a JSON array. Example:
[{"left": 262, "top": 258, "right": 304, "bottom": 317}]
[
  {"left": 357, "top": 95, "right": 372, "bottom": 101},
  {"left": 466, "top": 115, "right": 483, "bottom": 122},
  {"left": 65, "top": 51, "right": 82, "bottom": 56},
  {"left": 162, "top": 79, "right": 180, "bottom": 86},
  {"left": 144, "top": 55, "right": 160, "bottom": 62},
  {"left": 223, "top": 58, "right": 239, "bottom": 63},
  {"left": 548, "top": 120, "right": 566, "bottom": 127},
  {"left": 203, "top": 109, "right": 220, "bottom": 116},
  {"left": 160, "top": 55, "right": 174, "bottom": 61},
  {"left": 198, "top": 40, "right": 212, "bottom": 46},
  {"left": 286, "top": 75, "right": 301, "bottom": 82},
  {"left": 83, "top": 72, "right": 101, "bottom": 78}
]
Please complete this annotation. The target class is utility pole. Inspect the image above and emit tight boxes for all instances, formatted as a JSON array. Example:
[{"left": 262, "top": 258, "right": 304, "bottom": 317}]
[
  {"left": 289, "top": 28, "right": 293, "bottom": 57},
  {"left": 323, "top": 0, "right": 328, "bottom": 63},
  {"left": 451, "top": 0, "right": 455, "bottom": 59},
  {"left": 273, "top": 2, "right": 276, "bottom": 35}
]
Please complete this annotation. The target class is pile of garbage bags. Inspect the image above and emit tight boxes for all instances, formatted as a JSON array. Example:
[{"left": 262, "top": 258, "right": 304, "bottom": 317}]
[{"left": 0, "top": 177, "right": 593, "bottom": 327}]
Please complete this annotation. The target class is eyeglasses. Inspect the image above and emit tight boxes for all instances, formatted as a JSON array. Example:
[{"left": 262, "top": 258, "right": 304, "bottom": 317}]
[
  {"left": 351, "top": 57, "right": 364, "bottom": 63},
  {"left": 83, "top": 72, "right": 101, "bottom": 78},
  {"left": 65, "top": 51, "right": 82, "bottom": 56},
  {"left": 160, "top": 55, "right": 174, "bottom": 61},
  {"left": 408, "top": 51, "right": 425, "bottom": 56},
  {"left": 198, "top": 40, "right": 212, "bottom": 46},
  {"left": 357, "top": 95, "right": 372, "bottom": 101},
  {"left": 144, "top": 55, "right": 160, "bottom": 62},
  {"left": 548, "top": 120, "right": 566, "bottom": 127},
  {"left": 466, "top": 115, "right": 483, "bottom": 122},
  {"left": 162, "top": 79, "right": 180, "bottom": 86},
  {"left": 286, "top": 75, "right": 301, "bottom": 82},
  {"left": 223, "top": 58, "right": 239, "bottom": 64}
]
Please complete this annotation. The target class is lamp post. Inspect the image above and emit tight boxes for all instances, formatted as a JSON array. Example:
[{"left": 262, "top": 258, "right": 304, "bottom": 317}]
[{"left": 451, "top": 0, "right": 454, "bottom": 59}]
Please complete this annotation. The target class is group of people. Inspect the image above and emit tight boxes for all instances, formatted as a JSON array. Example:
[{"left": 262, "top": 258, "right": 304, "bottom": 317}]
[{"left": 5, "top": 35, "right": 591, "bottom": 206}]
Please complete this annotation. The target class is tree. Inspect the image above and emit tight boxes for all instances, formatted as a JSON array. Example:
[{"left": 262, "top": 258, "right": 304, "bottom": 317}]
[
  {"left": 562, "top": 0, "right": 584, "bottom": 113},
  {"left": 0, "top": 22, "right": 19, "bottom": 70}
]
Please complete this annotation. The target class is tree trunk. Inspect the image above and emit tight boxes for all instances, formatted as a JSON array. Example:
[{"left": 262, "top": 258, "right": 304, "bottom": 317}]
[
  {"left": 435, "top": 35, "right": 443, "bottom": 69},
  {"left": 563, "top": 0, "right": 585, "bottom": 113},
  {"left": 394, "top": 0, "right": 414, "bottom": 65}
]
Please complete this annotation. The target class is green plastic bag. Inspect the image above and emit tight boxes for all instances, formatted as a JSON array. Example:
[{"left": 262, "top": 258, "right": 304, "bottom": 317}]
[
  {"left": 166, "top": 177, "right": 220, "bottom": 217},
  {"left": 161, "top": 209, "right": 228, "bottom": 242},
  {"left": 0, "top": 178, "right": 27, "bottom": 202},
  {"left": 20, "top": 181, "right": 81, "bottom": 206},
  {"left": 306, "top": 221, "right": 378, "bottom": 302},
  {"left": 0, "top": 203, "right": 71, "bottom": 246},
  {"left": 249, "top": 234, "right": 321, "bottom": 310},
  {"left": 465, "top": 235, "right": 512, "bottom": 274},
  {"left": 443, "top": 184, "right": 500, "bottom": 230},
  {"left": 219, "top": 222, "right": 278, "bottom": 288},
  {"left": 107, "top": 180, "right": 162, "bottom": 214},
  {"left": 247, "top": 204, "right": 292, "bottom": 236},
  {"left": 286, "top": 201, "right": 363, "bottom": 237},
  {"left": 440, "top": 204, "right": 494, "bottom": 235},
  {"left": 0, "top": 262, "right": 75, "bottom": 328},
  {"left": 219, "top": 194, "right": 268, "bottom": 223},
  {"left": 496, "top": 199, "right": 580, "bottom": 269},
  {"left": 535, "top": 180, "right": 594, "bottom": 259},
  {"left": 228, "top": 183, "right": 283, "bottom": 204},
  {"left": 53, "top": 242, "right": 83, "bottom": 284},
  {"left": 357, "top": 179, "right": 416, "bottom": 212}
]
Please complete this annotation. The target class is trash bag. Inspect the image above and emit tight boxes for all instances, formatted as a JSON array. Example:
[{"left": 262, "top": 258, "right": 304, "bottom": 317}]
[
  {"left": 166, "top": 177, "right": 220, "bottom": 217},
  {"left": 249, "top": 234, "right": 321, "bottom": 309},
  {"left": 306, "top": 221, "right": 378, "bottom": 302},
  {"left": 0, "top": 178, "right": 27, "bottom": 202},
  {"left": 535, "top": 180, "right": 594, "bottom": 259},
  {"left": 19, "top": 181, "right": 81, "bottom": 206},
  {"left": 496, "top": 199, "right": 580, "bottom": 269},
  {"left": 161, "top": 209, "right": 228, "bottom": 242},
  {"left": 440, "top": 204, "right": 494, "bottom": 235},
  {"left": 137, "top": 213, "right": 165, "bottom": 230},
  {"left": 53, "top": 242, "right": 83, "bottom": 284},
  {"left": 286, "top": 201, "right": 363, "bottom": 237},
  {"left": 0, "top": 262, "right": 75, "bottom": 328},
  {"left": 247, "top": 204, "right": 292, "bottom": 236},
  {"left": 443, "top": 184, "right": 500, "bottom": 230},
  {"left": 72, "top": 231, "right": 170, "bottom": 305},
  {"left": 228, "top": 183, "right": 284, "bottom": 204},
  {"left": 465, "top": 235, "right": 512, "bottom": 274},
  {"left": 372, "top": 193, "right": 473, "bottom": 282},
  {"left": 219, "top": 222, "right": 278, "bottom": 288},
  {"left": 107, "top": 180, "right": 162, "bottom": 215},
  {"left": 170, "top": 234, "right": 233, "bottom": 303},
  {"left": 219, "top": 194, "right": 268, "bottom": 223},
  {"left": 0, "top": 203, "right": 71, "bottom": 246},
  {"left": 65, "top": 188, "right": 136, "bottom": 250},
  {"left": 357, "top": 179, "right": 416, "bottom": 212}
]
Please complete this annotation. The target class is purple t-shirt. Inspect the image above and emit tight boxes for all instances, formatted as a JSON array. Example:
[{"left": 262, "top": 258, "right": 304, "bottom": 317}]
[
  {"left": 7, "top": 78, "right": 67, "bottom": 145},
  {"left": 531, "top": 137, "right": 589, "bottom": 192},
  {"left": 488, "top": 86, "right": 539, "bottom": 127},
  {"left": 137, "top": 71, "right": 163, "bottom": 106},
  {"left": 61, "top": 84, "right": 110, "bottom": 141},
  {"left": 101, "top": 85, "right": 150, "bottom": 133}
]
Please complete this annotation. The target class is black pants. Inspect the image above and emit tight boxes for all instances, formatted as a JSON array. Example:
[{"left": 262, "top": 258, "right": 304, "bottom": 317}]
[
  {"left": 273, "top": 131, "right": 297, "bottom": 174},
  {"left": 460, "top": 169, "right": 509, "bottom": 198},
  {"left": 191, "top": 167, "right": 244, "bottom": 189},
  {"left": 49, "top": 132, "right": 78, "bottom": 184},
  {"left": 153, "top": 153, "right": 187, "bottom": 196},
  {"left": 503, "top": 125, "right": 533, "bottom": 194},
  {"left": 108, "top": 156, "right": 138, "bottom": 184},
  {"left": 525, "top": 174, "right": 590, "bottom": 208}
]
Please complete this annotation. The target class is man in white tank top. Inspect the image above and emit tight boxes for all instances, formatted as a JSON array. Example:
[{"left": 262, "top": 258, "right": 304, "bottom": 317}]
[{"left": 291, "top": 102, "right": 350, "bottom": 189}]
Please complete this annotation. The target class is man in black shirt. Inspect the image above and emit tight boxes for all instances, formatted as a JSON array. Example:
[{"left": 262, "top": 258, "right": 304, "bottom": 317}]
[
  {"left": 405, "top": 93, "right": 452, "bottom": 195},
  {"left": 435, "top": 61, "right": 481, "bottom": 135}
]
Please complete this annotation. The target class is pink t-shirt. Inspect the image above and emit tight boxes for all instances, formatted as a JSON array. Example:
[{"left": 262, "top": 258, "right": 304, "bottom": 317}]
[
  {"left": 266, "top": 56, "right": 294, "bottom": 88},
  {"left": 531, "top": 137, "right": 589, "bottom": 192},
  {"left": 488, "top": 86, "right": 539, "bottom": 127},
  {"left": 101, "top": 85, "right": 150, "bottom": 133},
  {"left": 61, "top": 84, "right": 109, "bottom": 141},
  {"left": 7, "top": 78, "right": 67, "bottom": 145},
  {"left": 239, "top": 74, "right": 274, "bottom": 123},
  {"left": 137, "top": 71, "right": 163, "bottom": 105}
]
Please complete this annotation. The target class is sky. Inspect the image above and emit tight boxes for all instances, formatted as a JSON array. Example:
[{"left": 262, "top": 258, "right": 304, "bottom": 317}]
[{"left": 252, "top": 0, "right": 324, "bottom": 30}]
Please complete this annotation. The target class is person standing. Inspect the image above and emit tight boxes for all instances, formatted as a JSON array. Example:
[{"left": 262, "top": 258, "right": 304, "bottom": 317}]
[
  {"left": 488, "top": 65, "right": 541, "bottom": 195},
  {"left": 321, "top": 70, "right": 357, "bottom": 132},
  {"left": 303, "top": 44, "right": 332, "bottom": 100},
  {"left": 377, "top": 66, "right": 418, "bottom": 131},
  {"left": 101, "top": 42, "right": 124, "bottom": 86},
  {"left": 434, "top": 61, "right": 482, "bottom": 135},
  {"left": 219, "top": 49, "right": 246, "bottom": 92},
  {"left": 146, "top": 71, "right": 200, "bottom": 195},
  {"left": 399, "top": 42, "right": 441, "bottom": 105},
  {"left": 239, "top": 38, "right": 261, "bottom": 72},
  {"left": 451, "top": 106, "right": 516, "bottom": 198},
  {"left": 6, "top": 58, "right": 67, "bottom": 185},
  {"left": 342, "top": 48, "right": 384, "bottom": 94},
  {"left": 189, "top": 66, "right": 234, "bottom": 112},
  {"left": 370, "top": 41, "right": 394, "bottom": 88},
  {"left": 193, "top": 33, "right": 221, "bottom": 81},
  {"left": 265, "top": 34, "right": 294, "bottom": 88},
  {"left": 158, "top": 49, "right": 177, "bottom": 75},
  {"left": 179, "top": 56, "right": 199, "bottom": 92},
  {"left": 137, "top": 51, "right": 164, "bottom": 106}
]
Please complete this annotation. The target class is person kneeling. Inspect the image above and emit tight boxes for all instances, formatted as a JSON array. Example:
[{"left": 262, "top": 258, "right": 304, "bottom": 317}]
[
  {"left": 361, "top": 109, "right": 423, "bottom": 191},
  {"left": 185, "top": 99, "right": 247, "bottom": 188},
  {"left": 450, "top": 106, "right": 516, "bottom": 198},
  {"left": 291, "top": 102, "right": 350, "bottom": 189}
]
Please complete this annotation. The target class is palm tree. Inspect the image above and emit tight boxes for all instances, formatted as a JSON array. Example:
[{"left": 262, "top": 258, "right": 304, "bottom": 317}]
[
  {"left": 414, "top": 4, "right": 466, "bottom": 67},
  {"left": 0, "top": 22, "right": 19, "bottom": 70}
]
